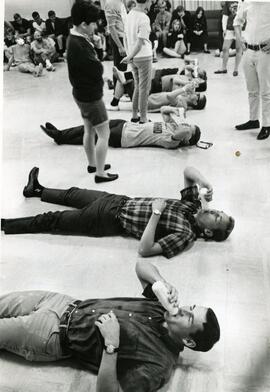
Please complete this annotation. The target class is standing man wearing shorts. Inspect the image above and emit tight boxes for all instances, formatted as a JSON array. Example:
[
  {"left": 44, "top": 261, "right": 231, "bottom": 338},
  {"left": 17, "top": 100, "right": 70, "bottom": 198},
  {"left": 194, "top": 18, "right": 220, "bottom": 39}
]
[
  {"left": 67, "top": 1, "right": 118, "bottom": 183},
  {"left": 214, "top": 1, "right": 242, "bottom": 77}
]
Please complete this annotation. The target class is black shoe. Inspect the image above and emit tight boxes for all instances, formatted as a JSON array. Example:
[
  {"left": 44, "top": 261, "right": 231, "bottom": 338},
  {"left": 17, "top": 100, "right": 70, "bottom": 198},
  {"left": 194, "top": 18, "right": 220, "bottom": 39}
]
[
  {"left": 185, "top": 50, "right": 190, "bottom": 55},
  {"left": 257, "top": 127, "right": 270, "bottom": 140},
  {"left": 214, "top": 69, "right": 227, "bottom": 74},
  {"left": 204, "top": 50, "right": 210, "bottom": 54},
  {"left": 95, "top": 173, "right": 119, "bottom": 183},
  {"left": 1, "top": 218, "right": 6, "bottom": 231},
  {"left": 23, "top": 167, "right": 40, "bottom": 197},
  {"left": 131, "top": 117, "right": 140, "bottom": 123},
  {"left": 235, "top": 120, "right": 260, "bottom": 130},
  {"left": 88, "top": 164, "right": 111, "bottom": 173},
  {"left": 40, "top": 123, "right": 60, "bottom": 142}
]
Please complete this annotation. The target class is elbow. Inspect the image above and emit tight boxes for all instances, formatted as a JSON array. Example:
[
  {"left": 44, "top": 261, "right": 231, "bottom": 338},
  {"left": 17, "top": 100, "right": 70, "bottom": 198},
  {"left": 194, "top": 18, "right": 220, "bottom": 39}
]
[{"left": 138, "top": 246, "right": 151, "bottom": 257}]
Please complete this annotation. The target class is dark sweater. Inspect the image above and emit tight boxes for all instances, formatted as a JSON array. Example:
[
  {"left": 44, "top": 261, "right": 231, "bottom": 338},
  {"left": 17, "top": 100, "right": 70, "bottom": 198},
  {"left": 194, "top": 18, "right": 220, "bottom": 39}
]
[{"left": 67, "top": 34, "right": 104, "bottom": 102}]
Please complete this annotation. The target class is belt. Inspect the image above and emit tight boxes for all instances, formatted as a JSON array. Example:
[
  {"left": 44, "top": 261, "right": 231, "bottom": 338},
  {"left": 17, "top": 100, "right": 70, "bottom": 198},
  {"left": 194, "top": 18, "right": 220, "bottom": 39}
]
[
  {"left": 59, "top": 300, "right": 81, "bottom": 352},
  {"left": 247, "top": 43, "right": 267, "bottom": 51}
]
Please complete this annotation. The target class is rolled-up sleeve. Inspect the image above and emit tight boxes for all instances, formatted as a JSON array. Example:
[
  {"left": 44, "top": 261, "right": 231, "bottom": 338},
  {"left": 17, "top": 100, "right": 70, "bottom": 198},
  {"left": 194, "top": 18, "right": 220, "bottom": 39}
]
[
  {"left": 137, "top": 19, "right": 150, "bottom": 41},
  {"left": 158, "top": 230, "right": 195, "bottom": 259}
]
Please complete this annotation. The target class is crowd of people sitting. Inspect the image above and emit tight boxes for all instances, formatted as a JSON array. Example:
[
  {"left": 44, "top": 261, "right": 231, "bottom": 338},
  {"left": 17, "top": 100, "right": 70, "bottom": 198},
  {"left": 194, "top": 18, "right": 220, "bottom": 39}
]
[{"left": 3, "top": 0, "right": 221, "bottom": 76}]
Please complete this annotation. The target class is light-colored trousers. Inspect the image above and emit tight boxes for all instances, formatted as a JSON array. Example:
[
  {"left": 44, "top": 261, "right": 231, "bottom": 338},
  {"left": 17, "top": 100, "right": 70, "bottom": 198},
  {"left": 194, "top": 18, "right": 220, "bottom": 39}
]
[
  {"left": 0, "top": 291, "right": 74, "bottom": 361},
  {"left": 17, "top": 62, "right": 36, "bottom": 73},
  {"left": 131, "top": 57, "right": 152, "bottom": 120},
  {"left": 242, "top": 49, "right": 270, "bottom": 127}
]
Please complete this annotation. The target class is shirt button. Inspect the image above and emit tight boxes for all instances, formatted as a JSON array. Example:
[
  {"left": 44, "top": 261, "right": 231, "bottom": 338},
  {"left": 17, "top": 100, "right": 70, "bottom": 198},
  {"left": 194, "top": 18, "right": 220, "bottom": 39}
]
[
  {"left": 129, "top": 313, "right": 132, "bottom": 317},
  {"left": 148, "top": 317, "right": 152, "bottom": 320},
  {"left": 75, "top": 310, "right": 78, "bottom": 314},
  {"left": 92, "top": 309, "right": 96, "bottom": 313}
]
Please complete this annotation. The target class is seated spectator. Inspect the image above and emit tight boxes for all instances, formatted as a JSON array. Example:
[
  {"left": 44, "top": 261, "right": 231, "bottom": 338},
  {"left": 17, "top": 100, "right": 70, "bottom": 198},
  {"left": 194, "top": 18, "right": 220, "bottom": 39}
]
[
  {"left": 11, "top": 13, "right": 31, "bottom": 39},
  {"left": 126, "top": 0, "right": 136, "bottom": 12},
  {"left": 148, "top": 0, "right": 162, "bottom": 24},
  {"left": 45, "top": 10, "right": 65, "bottom": 54},
  {"left": 163, "top": 18, "right": 186, "bottom": 58},
  {"left": 4, "top": 29, "right": 16, "bottom": 63},
  {"left": 31, "top": 31, "right": 58, "bottom": 71},
  {"left": 187, "top": 7, "right": 210, "bottom": 54},
  {"left": 31, "top": 11, "right": 46, "bottom": 34},
  {"left": 150, "top": 23, "right": 158, "bottom": 62},
  {"left": 154, "top": 1, "right": 172, "bottom": 49},
  {"left": 4, "top": 37, "right": 43, "bottom": 77},
  {"left": 4, "top": 21, "right": 15, "bottom": 35},
  {"left": 93, "top": 1, "right": 108, "bottom": 60},
  {"left": 170, "top": 5, "right": 192, "bottom": 53}
]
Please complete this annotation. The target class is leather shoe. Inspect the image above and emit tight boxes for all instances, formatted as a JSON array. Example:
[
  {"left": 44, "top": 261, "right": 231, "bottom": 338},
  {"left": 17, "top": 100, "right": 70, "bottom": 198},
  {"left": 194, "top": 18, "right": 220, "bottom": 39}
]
[
  {"left": 214, "top": 69, "right": 227, "bottom": 74},
  {"left": 88, "top": 164, "right": 111, "bottom": 173},
  {"left": 40, "top": 123, "right": 60, "bottom": 142},
  {"left": 95, "top": 173, "right": 119, "bottom": 183},
  {"left": 235, "top": 120, "right": 260, "bottom": 130},
  {"left": 257, "top": 127, "right": 270, "bottom": 140},
  {"left": 23, "top": 167, "right": 40, "bottom": 197}
]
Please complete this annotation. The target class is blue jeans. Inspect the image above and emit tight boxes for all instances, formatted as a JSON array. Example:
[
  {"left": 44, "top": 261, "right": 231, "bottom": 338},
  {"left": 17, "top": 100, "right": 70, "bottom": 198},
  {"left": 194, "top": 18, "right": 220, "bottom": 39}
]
[{"left": 0, "top": 291, "right": 75, "bottom": 361}]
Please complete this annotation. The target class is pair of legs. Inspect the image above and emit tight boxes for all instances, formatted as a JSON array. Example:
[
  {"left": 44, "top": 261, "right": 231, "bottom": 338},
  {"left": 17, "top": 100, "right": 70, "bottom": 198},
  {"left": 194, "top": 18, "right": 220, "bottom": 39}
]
[
  {"left": 236, "top": 49, "right": 270, "bottom": 140},
  {"left": 131, "top": 57, "right": 152, "bottom": 123},
  {"left": 186, "top": 32, "right": 209, "bottom": 53},
  {"left": 33, "top": 52, "right": 57, "bottom": 71},
  {"left": 110, "top": 35, "right": 127, "bottom": 107},
  {"left": 74, "top": 98, "right": 118, "bottom": 181},
  {"left": 156, "top": 29, "right": 169, "bottom": 50},
  {"left": 0, "top": 290, "right": 74, "bottom": 361},
  {"left": 17, "top": 62, "right": 43, "bottom": 77},
  {"left": 163, "top": 39, "right": 186, "bottom": 58},
  {"left": 215, "top": 33, "right": 242, "bottom": 75}
]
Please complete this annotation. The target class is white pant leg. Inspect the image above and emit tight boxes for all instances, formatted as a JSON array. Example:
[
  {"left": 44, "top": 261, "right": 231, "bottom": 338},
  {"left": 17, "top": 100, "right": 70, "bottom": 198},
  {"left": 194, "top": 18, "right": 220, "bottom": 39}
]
[
  {"left": 257, "top": 51, "right": 270, "bottom": 127},
  {"left": 242, "top": 49, "right": 260, "bottom": 121}
]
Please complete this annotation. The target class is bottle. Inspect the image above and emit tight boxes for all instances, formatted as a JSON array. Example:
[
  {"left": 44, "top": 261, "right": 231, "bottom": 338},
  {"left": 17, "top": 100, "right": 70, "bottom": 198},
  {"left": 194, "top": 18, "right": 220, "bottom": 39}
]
[
  {"left": 193, "top": 58, "right": 199, "bottom": 78},
  {"left": 199, "top": 187, "right": 209, "bottom": 209},
  {"left": 152, "top": 281, "right": 178, "bottom": 315}
]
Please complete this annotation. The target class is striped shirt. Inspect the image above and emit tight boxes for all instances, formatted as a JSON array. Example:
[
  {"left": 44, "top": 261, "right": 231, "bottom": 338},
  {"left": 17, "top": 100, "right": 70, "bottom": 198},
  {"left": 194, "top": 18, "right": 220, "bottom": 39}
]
[{"left": 119, "top": 186, "right": 201, "bottom": 258}]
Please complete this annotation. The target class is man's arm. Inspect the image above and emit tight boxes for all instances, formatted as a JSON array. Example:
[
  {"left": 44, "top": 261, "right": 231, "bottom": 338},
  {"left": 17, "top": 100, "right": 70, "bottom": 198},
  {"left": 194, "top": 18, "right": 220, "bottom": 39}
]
[
  {"left": 95, "top": 311, "right": 122, "bottom": 392},
  {"left": 160, "top": 105, "right": 180, "bottom": 123},
  {"left": 4, "top": 53, "right": 14, "bottom": 71},
  {"left": 121, "top": 38, "right": 143, "bottom": 64},
  {"left": 109, "top": 25, "right": 126, "bottom": 56},
  {"left": 234, "top": 2, "right": 247, "bottom": 50},
  {"left": 184, "top": 166, "right": 213, "bottom": 201},
  {"left": 138, "top": 199, "right": 165, "bottom": 257}
]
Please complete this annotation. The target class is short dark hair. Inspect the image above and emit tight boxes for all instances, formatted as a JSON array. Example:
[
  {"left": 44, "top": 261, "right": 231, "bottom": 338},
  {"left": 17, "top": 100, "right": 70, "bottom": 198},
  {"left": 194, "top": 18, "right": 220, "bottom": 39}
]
[
  {"left": 189, "top": 308, "right": 220, "bottom": 352},
  {"left": 32, "top": 11, "right": 40, "bottom": 19},
  {"left": 189, "top": 125, "right": 201, "bottom": 146},
  {"left": 48, "top": 10, "right": 56, "bottom": 17},
  {"left": 71, "top": 0, "right": 100, "bottom": 26},
  {"left": 14, "top": 13, "right": 21, "bottom": 20},
  {"left": 192, "top": 94, "right": 207, "bottom": 110},
  {"left": 176, "top": 5, "right": 185, "bottom": 13},
  {"left": 137, "top": 0, "right": 149, "bottom": 4},
  {"left": 211, "top": 216, "right": 235, "bottom": 241}
]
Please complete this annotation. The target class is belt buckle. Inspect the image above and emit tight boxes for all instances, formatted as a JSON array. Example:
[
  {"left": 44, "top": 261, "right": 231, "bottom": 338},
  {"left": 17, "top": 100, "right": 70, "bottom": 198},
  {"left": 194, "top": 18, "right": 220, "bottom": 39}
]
[{"left": 59, "top": 302, "right": 78, "bottom": 329}]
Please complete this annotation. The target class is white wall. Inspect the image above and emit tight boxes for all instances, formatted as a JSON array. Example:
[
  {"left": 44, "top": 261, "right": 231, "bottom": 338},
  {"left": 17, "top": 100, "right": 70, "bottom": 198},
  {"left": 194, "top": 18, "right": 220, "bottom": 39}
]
[{"left": 4, "top": 0, "right": 74, "bottom": 21}]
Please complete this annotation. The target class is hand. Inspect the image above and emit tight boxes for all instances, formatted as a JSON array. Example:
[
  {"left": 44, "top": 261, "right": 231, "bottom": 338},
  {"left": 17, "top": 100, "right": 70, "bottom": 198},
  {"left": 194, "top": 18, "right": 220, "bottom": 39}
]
[
  {"left": 223, "top": 30, "right": 226, "bottom": 38},
  {"left": 200, "top": 182, "right": 213, "bottom": 202},
  {"left": 95, "top": 311, "right": 120, "bottom": 347},
  {"left": 119, "top": 47, "right": 126, "bottom": 57},
  {"left": 261, "top": 38, "right": 270, "bottom": 54},
  {"left": 183, "top": 82, "right": 195, "bottom": 94},
  {"left": 152, "top": 198, "right": 166, "bottom": 214},
  {"left": 163, "top": 281, "right": 179, "bottom": 307},
  {"left": 120, "top": 55, "right": 132, "bottom": 64}
]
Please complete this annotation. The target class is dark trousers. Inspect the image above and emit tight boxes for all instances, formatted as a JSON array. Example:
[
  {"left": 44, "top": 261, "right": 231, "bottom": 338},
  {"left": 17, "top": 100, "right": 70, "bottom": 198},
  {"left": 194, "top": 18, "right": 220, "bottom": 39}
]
[
  {"left": 3, "top": 188, "right": 128, "bottom": 236},
  {"left": 55, "top": 119, "right": 125, "bottom": 147}
]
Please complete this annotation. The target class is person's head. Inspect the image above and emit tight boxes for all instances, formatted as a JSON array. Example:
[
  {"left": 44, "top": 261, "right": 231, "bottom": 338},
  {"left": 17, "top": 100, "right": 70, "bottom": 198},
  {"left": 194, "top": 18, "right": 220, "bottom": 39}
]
[
  {"left": 14, "top": 13, "right": 22, "bottom": 24},
  {"left": 171, "top": 19, "right": 181, "bottom": 32},
  {"left": 16, "top": 37, "right": 25, "bottom": 46},
  {"left": 32, "top": 11, "right": 42, "bottom": 24},
  {"left": 48, "top": 10, "right": 56, "bottom": 22},
  {"left": 195, "top": 6, "right": 204, "bottom": 19},
  {"left": 126, "top": 0, "right": 136, "bottom": 12},
  {"left": 177, "top": 123, "right": 201, "bottom": 147},
  {"left": 34, "top": 30, "right": 43, "bottom": 42},
  {"left": 176, "top": 5, "right": 185, "bottom": 17},
  {"left": 6, "top": 29, "right": 14, "bottom": 41},
  {"left": 195, "top": 209, "right": 235, "bottom": 241},
  {"left": 136, "top": 0, "right": 152, "bottom": 9},
  {"left": 188, "top": 93, "right": 207, "bottom": 110},
  {"left": 71, "top": 0, "right": 100, "bottom": 35},
  {"left": 159, "top": 1, "right": 167, "bottom": 12},
  {"left": 165, "top": 306, "right": 220, "bottom": 352}
]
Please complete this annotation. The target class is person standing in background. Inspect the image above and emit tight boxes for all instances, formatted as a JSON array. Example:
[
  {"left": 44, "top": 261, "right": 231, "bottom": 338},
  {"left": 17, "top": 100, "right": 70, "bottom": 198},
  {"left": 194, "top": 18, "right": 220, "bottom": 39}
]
[
  {"left": 234, "top": 1, "right": 270, "bottom": 140},
  {"left": 214, "top": 1, "right": 242, "bottom": 76}
]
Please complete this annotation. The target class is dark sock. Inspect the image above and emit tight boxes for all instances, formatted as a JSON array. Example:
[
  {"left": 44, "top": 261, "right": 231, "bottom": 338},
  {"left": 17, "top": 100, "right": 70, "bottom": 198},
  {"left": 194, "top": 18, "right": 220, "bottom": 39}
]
[{"left": 110, "top": 97, "right": 119, "bottom": 106}]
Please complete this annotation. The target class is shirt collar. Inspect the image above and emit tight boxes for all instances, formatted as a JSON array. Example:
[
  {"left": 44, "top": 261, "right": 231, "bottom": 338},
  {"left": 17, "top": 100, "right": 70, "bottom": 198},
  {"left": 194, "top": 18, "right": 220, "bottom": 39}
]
[{"left": 70, "top": 27, "right": 94, "bottom": 47}]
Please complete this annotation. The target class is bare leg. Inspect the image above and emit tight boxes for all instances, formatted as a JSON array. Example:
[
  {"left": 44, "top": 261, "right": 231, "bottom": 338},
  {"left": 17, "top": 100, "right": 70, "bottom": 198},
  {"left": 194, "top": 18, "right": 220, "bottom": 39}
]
[
  {"left": 94, "top": 121, "right": 110, "bottom": 177},
  {"left": 82, "top": 118, "right": 96, "bottom": 166},
  {"left": 222, "top": 39, "right": 233, "bottom": 70}
]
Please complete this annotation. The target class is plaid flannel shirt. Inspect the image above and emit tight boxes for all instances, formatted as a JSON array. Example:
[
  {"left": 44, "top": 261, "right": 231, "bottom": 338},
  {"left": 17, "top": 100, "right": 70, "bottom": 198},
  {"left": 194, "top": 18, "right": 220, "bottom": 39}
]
[{"left": 119, "top": 186, "right": 201, "bottom": 258}]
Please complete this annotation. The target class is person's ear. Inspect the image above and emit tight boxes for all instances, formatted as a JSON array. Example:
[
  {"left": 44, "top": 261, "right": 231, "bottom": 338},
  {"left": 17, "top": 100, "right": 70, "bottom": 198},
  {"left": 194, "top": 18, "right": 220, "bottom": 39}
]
[
  {"left": 183, "top": 337, "right": 196, "bottom": 348},
  {"left": 204, "top": 228, "right": 213, "bottom": 239}
]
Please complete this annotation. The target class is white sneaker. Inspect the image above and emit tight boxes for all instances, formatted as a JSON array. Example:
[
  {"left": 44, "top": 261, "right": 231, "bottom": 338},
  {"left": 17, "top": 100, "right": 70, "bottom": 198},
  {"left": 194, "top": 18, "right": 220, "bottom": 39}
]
[
  {"left": 46, "top": 64, "right": 55, "bottom": 72},
  {"left": 106, "top": 104, "right": 120, "bottom": 111},
  {"left": 120, "top": 94, "right": 130, "bottom": 102},
  {"left": 112, "top": 66, "right": 126, "bottom": 85},
  {"left": 34, "top": 63, "right": 43, "bottom": 77}
]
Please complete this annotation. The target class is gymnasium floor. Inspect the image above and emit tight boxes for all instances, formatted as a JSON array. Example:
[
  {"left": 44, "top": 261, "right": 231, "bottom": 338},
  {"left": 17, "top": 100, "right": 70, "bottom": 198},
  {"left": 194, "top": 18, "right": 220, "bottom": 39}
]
[{"left": 1, "top": 52, "right": 270, "bottom": 392}]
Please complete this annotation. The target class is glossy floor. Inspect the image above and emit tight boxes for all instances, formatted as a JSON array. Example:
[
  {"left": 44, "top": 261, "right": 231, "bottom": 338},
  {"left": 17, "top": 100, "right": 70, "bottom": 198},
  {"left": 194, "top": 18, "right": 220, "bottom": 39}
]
[{"left": 1, "top": 52, "right": 270, "bottom": 392}]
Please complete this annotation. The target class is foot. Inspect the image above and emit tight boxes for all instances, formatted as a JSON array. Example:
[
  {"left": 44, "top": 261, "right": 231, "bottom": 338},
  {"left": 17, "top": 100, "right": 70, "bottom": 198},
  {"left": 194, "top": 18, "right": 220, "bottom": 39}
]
[
  {"left": 112, "top": 66, "right": 126, "bottom": 85},
  {"left": 257, "top": 127, "right": 270, "bottom": 140},
  {"left": 233, "top": 71, "right": 238, "bottom": 76},
  {"left": 106, "top": 104, "right": 120, "bottom": 111},
  {"left": 95, "top": 173, "right": 119, "bottom": 183},
  {"left": 185, "top": 50, "right": 190, "bottom": 55},
  {"left": 235, "top": 120, "right": 260, "bottom": 130},
  {"left": 40, "top": 123, "right": 60, "bottom": 142},
  {"left": 1, "top": 218, "right": 6, "bottom": 231},
  {"left": 46, "top": 64, "right": 55, "bottom": 72},
  {"left": 204, "top": 49, "right": 210, "bottom": 54},
  {"left": 214, "top": 69, "right": 227, "bottom": 74},
  {"left": 23, "top": 167, "right": 42, "bottom": 197},
  {"left": 131, "top": 117, "right": 140, "bottom": 123},
  {"left": 34, "top": 63, "right": 43, "bottom": 77},
  {"left": 88, "top": 164, "right": 111, "bottom": 173},
  {"left": 120, "top": 95, "right": 130, "bottom": 102}
]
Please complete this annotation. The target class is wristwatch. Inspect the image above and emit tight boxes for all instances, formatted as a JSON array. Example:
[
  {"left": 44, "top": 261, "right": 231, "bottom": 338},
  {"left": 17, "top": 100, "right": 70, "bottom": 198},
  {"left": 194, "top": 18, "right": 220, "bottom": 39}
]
[
  {"left": 104, "top": 344, "right": 119, "bottom": 354},
  {"left": 153, "top": 209, "right": 162, "bottom": 216}
]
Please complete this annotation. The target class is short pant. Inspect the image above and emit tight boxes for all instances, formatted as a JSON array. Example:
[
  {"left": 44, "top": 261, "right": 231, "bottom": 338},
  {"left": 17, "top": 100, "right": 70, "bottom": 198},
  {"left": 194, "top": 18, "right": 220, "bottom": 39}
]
[
  {"left": 224, "top": 30, "right": 235, "bottom": 41},
  {"left": 74, "top": 97, "right": 108, "bottom": 126}
]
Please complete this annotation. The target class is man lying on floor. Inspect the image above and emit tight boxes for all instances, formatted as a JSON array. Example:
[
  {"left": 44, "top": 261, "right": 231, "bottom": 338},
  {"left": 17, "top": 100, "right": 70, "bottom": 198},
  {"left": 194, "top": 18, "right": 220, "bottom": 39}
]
[
  {"left": 1, "top": 166, "right": 235, "bottom": 259},
  {"left": 0, "top": 261, "right": 220, "bottom": 392},
  {"left": 40, "top": 106, "right": 201, "bottom": 149}
]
